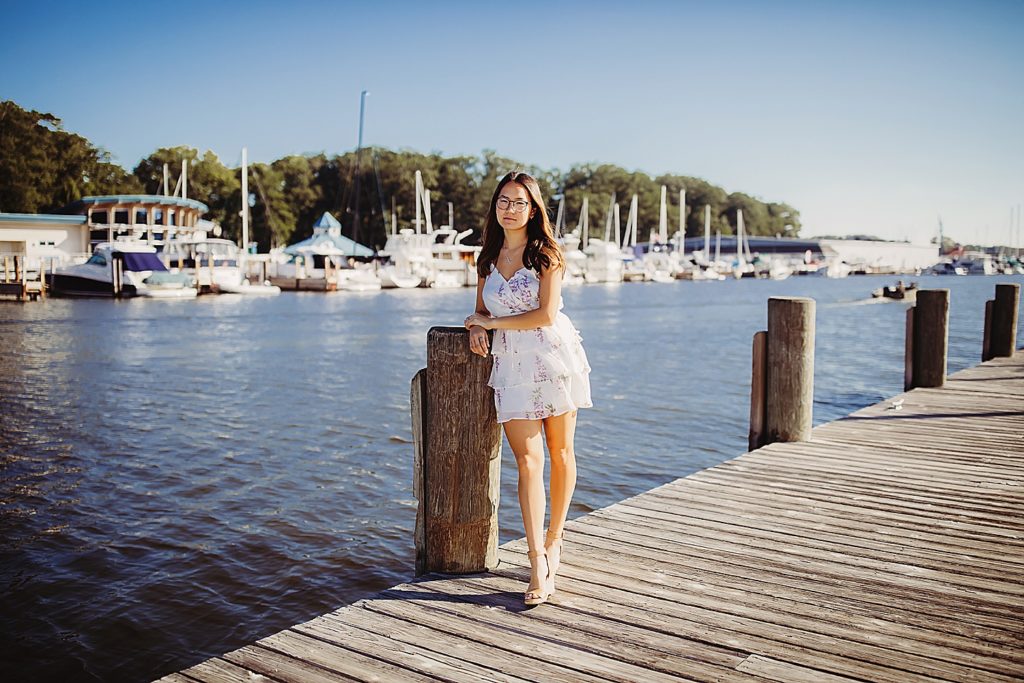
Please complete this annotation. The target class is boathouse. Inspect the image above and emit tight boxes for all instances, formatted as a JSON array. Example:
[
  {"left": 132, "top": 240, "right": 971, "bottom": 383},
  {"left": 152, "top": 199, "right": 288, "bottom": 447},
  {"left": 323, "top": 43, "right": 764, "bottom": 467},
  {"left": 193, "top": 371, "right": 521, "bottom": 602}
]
[{"left": 0, "top": 194, "right": 210, "bottom": 267}]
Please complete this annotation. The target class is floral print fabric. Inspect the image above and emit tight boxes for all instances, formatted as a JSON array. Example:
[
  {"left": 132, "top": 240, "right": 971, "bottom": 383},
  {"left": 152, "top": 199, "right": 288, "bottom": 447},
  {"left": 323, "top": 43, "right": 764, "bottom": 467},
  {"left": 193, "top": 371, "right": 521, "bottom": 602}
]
[{"left": 482, "top": 266, "right": 592, "bottom": 423}]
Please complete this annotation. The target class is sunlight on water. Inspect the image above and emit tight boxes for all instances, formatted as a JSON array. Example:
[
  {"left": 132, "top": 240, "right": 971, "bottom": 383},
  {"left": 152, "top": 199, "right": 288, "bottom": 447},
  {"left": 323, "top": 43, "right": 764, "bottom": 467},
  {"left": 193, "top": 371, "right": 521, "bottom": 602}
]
[{"left": 1, "top": 274, "right": 1021, "bottom": 681}]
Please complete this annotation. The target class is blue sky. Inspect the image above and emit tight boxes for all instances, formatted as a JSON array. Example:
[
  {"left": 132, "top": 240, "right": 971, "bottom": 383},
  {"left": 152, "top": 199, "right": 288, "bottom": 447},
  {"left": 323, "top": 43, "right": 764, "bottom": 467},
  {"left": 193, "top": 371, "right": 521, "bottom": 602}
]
[{"left": 2, "top": 0, "right": 1021, "bottom": 245}]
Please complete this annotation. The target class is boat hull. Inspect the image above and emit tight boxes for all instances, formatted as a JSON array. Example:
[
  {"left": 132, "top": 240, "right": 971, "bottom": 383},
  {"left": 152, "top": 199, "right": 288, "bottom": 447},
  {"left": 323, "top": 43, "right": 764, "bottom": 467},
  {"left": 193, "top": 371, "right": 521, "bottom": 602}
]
[{"left": 47, "top": 273, "right": 137, "bottom": 297}]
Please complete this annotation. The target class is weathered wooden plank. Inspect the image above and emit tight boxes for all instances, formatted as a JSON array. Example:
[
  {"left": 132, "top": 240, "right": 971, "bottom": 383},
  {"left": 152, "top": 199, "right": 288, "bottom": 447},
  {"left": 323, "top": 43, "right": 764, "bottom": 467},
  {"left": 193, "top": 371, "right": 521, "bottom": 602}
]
[
  {"left": 178, "top": 656, "right": 286, "bottom": 683},
  {"left": 600, "top": 502, "right": 1024, "bottom": 595},
  {"left": 294, "top": 610, "right": 534, "bottom": 683},
  {"left": 153, "top": 674, "right": 204, "bottom": 683},
  {"left": 638, "top": 488, "right": 1024, "bottom": 568},
  {"left": 500, "top": 537, "right": 1024, "bottom": 669},
  {"left": 704, "top": 460, "right": 1024, "bottom": 509},
  {"left": 679, "top": 472, "right": 1024, "bottom": 530},
  {"left": 372, "top": 577, "right": 775, "bottom": 683},
  {"left": 735, "top": 654, "right": 863, "bottom": 683},
  {"left": 563, "top": 521, "right": 1024, "bottom": 645},
  {"left": 244, "top": 629, "right": 434, "bottom": 682},
  {"left": 692, "top": 467, "right": 1022, "bottom": 518},
  {"left": 362, "top": 587, "right": 689, "bottom": 683},
  {"left": 497, "top": 549, "right": 1022, "bottom": 682},
  {"left": 581, "top": 509, "right": 1024, "bottom": 621}
]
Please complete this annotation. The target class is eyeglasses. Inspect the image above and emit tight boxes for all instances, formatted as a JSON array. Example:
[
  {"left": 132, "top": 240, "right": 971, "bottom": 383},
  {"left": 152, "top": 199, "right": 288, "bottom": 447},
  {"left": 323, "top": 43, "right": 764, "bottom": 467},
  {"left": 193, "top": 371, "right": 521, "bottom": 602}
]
[{"left": 496, "top": 197, "right": 530, "bottom": 213}]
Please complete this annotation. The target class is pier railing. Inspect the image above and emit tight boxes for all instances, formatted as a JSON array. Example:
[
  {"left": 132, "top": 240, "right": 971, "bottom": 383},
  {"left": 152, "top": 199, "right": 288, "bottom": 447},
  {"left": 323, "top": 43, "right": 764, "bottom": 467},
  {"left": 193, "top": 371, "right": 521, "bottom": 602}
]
[{"left": 0, "top": 254, "right": 52, "bottom": 301}]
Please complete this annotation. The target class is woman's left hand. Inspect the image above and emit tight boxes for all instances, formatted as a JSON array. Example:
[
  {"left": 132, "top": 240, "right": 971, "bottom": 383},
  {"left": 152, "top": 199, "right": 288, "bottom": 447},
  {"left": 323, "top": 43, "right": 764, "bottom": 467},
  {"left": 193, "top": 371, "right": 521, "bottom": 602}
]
[{"left": 464, "top": 313, "right": 494, "bottom": 330}]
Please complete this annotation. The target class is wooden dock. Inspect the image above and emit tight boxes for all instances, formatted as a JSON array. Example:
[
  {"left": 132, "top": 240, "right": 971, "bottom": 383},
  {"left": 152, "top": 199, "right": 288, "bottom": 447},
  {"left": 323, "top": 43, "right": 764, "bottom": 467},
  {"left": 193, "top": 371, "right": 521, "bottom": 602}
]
[{"left": 160, "top": 352, "right": 1024, "bottom": 683}]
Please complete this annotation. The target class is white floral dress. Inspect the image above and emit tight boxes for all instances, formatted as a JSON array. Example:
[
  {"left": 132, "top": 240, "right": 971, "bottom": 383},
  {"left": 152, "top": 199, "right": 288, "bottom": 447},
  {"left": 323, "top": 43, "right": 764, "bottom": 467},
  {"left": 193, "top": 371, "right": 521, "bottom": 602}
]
[{"left": 483, "top": 265, "right": 592, "bottom": 423}]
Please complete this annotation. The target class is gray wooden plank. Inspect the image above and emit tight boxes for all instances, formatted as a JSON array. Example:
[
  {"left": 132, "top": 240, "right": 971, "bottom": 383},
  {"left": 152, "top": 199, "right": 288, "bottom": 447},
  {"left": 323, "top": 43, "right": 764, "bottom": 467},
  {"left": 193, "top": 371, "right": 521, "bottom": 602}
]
[
  {"left": 497, "top": 549, "right": 1022, "bottom": 682},
  {"left": 565, "top": 518, "right": 1024, "bottom": 643}
]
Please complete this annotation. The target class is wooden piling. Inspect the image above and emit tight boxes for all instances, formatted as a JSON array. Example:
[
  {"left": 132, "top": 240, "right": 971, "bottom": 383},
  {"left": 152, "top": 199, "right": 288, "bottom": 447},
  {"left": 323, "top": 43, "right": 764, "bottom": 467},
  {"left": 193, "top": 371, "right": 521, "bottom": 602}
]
[
  {"left": 748, "top": 330, "right": 767, "bottom": 451},
  {"left": 764, "top": 296, "right": 815, "bottom": 445},
  {"left": 413, "top": 327, "right": 502, "bottom": 575},
  {"left": 983, "top": 283, "right": 1020, "bottom": 361},
  {"left": 908, "top": 289, "right": 949, "bottom": 389},
  {"left": 112, "top": 254, "right": 123, "bottom": 297}
]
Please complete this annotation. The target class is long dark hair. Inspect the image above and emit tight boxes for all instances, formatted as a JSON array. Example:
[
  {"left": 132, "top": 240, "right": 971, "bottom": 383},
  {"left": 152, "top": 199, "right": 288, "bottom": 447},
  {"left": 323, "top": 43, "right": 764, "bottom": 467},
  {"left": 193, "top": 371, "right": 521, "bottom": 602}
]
[{"left": 477, "top": 171, "right": 564, "bottom": 278}]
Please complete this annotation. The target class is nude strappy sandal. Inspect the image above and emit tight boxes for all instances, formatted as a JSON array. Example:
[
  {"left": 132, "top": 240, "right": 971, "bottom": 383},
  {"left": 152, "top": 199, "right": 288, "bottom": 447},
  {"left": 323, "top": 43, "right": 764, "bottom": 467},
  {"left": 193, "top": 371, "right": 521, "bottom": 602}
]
[
  {"left": 524, "top": 549, "right": 552, "bottom": 606},
  {"left": 544, "top": 528, "right": 564, "bottom": 594}
]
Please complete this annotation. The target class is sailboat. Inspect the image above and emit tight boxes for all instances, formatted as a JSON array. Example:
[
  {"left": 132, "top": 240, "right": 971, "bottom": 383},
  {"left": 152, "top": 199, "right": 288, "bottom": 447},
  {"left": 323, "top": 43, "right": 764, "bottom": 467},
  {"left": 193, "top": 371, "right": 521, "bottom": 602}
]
[
  {"left": 378, "top": 170, "right": 437, "bottom": 288},
  {"left": 583, "top": 193, "right": 624, "bottom": 283}
]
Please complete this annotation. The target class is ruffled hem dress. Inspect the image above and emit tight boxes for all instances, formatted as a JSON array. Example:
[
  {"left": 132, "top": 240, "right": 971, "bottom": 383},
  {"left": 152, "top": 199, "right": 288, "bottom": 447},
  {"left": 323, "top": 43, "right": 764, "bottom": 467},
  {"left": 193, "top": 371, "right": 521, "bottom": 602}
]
[{"left": 483, "top": 264, "right": 592, "bottom": 423}]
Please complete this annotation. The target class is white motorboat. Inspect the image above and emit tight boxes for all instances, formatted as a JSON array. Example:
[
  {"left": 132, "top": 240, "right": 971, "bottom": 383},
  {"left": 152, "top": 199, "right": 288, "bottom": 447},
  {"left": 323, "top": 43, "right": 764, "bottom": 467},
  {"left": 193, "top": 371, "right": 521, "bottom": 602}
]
[
  {"left": 48, "top": 241, "right": 197, "bottom": 298},
  {"left": 162, "top": 237, "right": 280, "bottom": 295},
  {"left": 429, "top": 226, "right": 479, "bottom": 288},
  {"left": 337, "top": 266, "right": 383, "bottom": 291},
  {"left": 378, "top": 229, "right": 433, "bottom": 288},
  {"left": 583, "top": 238, "right": 624, "bottom": 283}
]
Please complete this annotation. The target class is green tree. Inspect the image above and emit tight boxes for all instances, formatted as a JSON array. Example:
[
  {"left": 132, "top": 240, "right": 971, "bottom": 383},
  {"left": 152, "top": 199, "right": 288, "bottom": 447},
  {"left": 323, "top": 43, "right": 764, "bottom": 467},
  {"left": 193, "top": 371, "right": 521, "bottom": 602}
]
[{"left": 0, "top": 100, "right": 140, "bottom": 212}]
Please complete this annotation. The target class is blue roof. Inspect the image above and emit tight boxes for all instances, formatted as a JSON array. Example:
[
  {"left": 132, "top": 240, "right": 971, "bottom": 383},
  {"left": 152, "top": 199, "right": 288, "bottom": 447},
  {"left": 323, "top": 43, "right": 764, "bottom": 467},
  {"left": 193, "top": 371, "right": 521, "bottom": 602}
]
[
  {"left": 0, "top": 213, "right": 87, "bottom": 224},
  {"left": 312, "top": 212, "right": 342, "bottom": 230},
  {"left": 68, "top": 195, "right": 209, "bottom": 213}
]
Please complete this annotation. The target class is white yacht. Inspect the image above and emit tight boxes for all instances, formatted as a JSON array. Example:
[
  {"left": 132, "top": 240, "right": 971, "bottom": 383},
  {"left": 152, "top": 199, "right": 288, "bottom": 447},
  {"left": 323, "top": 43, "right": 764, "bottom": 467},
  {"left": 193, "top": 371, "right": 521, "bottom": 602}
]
[
  {"left": 49, "top": 241, "right": 197, "bottom": 298},
  {"left": 378, "top": 229, "right": 433, "bottom": 288},
  {"left": 429, "top": 227, "right": 479, "bottom": 288},
  {"left": 583, "top": 238, "right": 624, "bottom": 283},
  {"left": 162, "top": 237, "right": 279, "bottom": 295}
]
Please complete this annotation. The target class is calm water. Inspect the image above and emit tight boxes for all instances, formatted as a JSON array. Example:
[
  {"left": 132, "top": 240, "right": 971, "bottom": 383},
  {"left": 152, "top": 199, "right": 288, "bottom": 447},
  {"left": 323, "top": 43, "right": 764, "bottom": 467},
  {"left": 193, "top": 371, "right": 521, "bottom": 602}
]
[{"left": 2, "top": 274, "right": 1021, "bottom": 681}]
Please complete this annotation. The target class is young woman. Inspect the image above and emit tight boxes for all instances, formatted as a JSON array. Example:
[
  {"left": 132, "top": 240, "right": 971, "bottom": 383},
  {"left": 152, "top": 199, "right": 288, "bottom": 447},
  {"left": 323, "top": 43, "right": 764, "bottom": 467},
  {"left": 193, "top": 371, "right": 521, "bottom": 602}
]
[{"left": 463, "top": 171, "right": 592, "bottom": 606}]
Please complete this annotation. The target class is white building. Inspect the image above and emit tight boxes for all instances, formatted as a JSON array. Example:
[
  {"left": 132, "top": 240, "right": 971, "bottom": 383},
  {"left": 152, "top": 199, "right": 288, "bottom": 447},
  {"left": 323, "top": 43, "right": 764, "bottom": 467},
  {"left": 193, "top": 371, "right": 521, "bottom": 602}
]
[{"left": 0, "top": 194, "right": 209, "bottom": 269}]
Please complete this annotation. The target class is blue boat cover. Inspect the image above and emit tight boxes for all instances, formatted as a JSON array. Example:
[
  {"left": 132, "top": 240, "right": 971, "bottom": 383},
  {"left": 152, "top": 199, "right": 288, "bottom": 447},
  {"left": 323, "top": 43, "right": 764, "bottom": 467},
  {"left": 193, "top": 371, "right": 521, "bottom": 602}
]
[{"left": 123, "top": 252, "right": 168, "bottom": 272}]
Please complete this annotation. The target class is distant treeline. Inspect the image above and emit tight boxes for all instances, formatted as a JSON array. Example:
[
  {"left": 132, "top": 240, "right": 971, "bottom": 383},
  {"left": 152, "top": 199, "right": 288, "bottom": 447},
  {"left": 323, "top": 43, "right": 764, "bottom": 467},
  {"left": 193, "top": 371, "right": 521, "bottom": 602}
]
[{"left": 1, "top": 100, "right": 801, "bottom": 250}]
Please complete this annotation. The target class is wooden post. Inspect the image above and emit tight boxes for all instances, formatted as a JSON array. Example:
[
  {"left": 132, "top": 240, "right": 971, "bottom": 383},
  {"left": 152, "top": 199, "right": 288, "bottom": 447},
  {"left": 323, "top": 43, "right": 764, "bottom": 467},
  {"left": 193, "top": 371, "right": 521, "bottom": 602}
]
[
  {"left": 909, "top": 289, "right": 949, "bottom": 388},
  {"left": 411, "top": 368, "right": 428, "bottom": 575},
  {"left": 904, "top": 307, "right": 915, "bottom": 391},
  {"left": 982, "top": 300, "right": 993, "bottom": 362},
  {"left": 3, "top": 256, "right": 10, "bottom": 283},
  {"left": 112, "top": 254, "right": 122, "bottom": 297},
  {"left": 764, "top": 297, "right": 816, "bottom": 444},
  {"left": 984, "top": 283, "right": 1020, "bottom": 360},
  {"left": 748, "top": 330, "right": 767, "bottom": 451},
  {"left": 413, "top": 326, "right": 502, "bottom": 575}
]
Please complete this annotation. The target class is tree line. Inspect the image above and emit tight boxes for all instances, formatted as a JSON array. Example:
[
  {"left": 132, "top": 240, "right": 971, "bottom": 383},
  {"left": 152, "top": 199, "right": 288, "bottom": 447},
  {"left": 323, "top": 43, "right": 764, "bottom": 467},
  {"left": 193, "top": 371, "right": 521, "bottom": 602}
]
[{"left": 1, "top": 100, "right": 801, "bottom": 251}]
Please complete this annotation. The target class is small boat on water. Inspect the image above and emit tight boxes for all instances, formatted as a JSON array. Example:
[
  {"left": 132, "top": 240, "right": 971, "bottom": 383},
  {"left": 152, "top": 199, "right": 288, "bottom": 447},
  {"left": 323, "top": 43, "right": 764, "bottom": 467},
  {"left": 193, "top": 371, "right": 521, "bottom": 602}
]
[
  {"left": 48, "top": 241, "right": 197, "bottom": 298},
  {"left": 872, "top": 280, "right": 917, "bottom": 302}
]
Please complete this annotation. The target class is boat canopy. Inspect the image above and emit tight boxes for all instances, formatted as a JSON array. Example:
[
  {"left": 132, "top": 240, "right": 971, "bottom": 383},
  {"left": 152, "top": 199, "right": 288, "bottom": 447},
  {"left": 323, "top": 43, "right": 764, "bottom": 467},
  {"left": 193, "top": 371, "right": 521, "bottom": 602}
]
[
  {"left": 284, "top": 212, "right": 374, "bottom": 258},
  {"left": 122, "top": 252, "right": 168, "bottom": 272}
]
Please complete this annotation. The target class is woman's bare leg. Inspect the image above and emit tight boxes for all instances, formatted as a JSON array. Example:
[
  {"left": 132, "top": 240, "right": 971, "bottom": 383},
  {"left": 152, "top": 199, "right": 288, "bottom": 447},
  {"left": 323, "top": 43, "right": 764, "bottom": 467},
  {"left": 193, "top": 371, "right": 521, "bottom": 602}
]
[
  {"left": 542, "top": 410, "right": 577, "bottom": 583},
  {"left": 503, "top": 418, "right": 548, "bottom": 593},
  {"left": 543, "top": 410, "right": 578, "bottom": 536}
]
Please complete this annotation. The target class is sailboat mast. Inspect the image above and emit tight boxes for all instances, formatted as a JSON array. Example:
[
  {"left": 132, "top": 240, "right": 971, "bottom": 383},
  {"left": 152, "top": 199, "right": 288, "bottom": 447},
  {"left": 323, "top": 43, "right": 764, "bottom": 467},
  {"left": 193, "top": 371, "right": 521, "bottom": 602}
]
[
  {"left": 352, "top": 90, "right": 368, "bottom": 247},
  {"left": 704, "top": 205, "right": 711, "bottom": 263},
  {"left": 555, "top": 197, "right": 564, "bottom": 238},
  {"left": 241, "top": 147, "right": 249, "bottom": 264},
  {"left": 580, "top": 196, "right": 590, "bottom": 250},
  {"left": 741, "top": 210, "right": 749, "bottom": 266},
  {"left": 604, "top": 193, "right": 615, "bottom": 242},
  {"left": 658, "top": 186, "right": 667, "bottom": 244},
  {"left": 414, "top": 170, "right": 423, "bottom": 234},
  {"left": 614, "top": 202, "right": 621, "bottom": 247},
  {"left": 630, "top": 194, "right": 638, "bottom": 247},
  {"left": 678, "top": 189, "right": 685, "bottom": 244}
]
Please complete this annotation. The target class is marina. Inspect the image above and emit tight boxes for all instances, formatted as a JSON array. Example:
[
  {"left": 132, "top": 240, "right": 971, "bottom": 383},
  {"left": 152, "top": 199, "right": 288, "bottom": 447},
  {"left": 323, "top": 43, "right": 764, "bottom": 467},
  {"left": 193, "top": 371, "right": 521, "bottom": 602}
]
[
  {"left": 3, "top": 169, "right": 1022, "bottom": 304},
  {"left": 2, "top": 275, "right": 1021, "bottom": 681}
]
